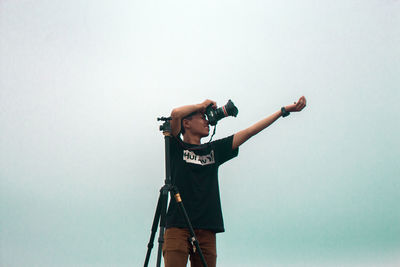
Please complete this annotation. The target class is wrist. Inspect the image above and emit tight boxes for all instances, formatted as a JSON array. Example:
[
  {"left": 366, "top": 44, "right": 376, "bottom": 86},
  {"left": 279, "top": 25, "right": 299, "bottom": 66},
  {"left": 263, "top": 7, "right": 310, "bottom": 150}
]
[{"left": 281, "top": 106, "right": 290, "bottom": 117}]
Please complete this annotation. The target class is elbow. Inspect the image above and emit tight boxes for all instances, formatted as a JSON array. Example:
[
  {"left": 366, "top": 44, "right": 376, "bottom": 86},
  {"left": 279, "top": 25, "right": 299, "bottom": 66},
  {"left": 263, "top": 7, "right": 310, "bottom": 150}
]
[
  {"left": 244, "top": 128, "right": 256, "bottom": 140},
  {"left": 171, "top": 108, "right": 181, "bottom": 120}
]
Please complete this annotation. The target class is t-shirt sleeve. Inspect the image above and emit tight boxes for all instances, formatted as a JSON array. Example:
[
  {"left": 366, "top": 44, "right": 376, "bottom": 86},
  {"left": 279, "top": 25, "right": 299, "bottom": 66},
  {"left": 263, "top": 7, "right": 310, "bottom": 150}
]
[{"left": 213, "top": 135, "right": 239, "bottom": 166}]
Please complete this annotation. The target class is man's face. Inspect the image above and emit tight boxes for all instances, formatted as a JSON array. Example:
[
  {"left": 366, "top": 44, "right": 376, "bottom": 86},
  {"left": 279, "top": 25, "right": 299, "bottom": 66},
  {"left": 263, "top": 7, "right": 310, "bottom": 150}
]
[{"left": 186, "top": 113, "right": 210, "bottom": 137}]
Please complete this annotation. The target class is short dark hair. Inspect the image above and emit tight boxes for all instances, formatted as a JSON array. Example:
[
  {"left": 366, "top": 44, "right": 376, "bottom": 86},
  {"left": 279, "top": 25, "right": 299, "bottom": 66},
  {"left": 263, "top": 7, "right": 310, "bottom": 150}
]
[{"left": 180, "top": 111, "right": 199, "bottom": 135}]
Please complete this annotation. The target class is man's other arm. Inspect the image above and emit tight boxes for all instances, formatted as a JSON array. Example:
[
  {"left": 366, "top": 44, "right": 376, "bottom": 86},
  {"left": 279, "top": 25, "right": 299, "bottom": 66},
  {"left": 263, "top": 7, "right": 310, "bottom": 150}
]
[{"left": 232, "top": 96, "right": 307, "bottom": 150}]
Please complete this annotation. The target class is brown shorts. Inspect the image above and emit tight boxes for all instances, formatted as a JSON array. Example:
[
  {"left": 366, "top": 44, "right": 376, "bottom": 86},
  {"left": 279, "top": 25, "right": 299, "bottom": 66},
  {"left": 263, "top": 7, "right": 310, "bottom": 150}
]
[{"left": 162, "top": 227, "right": 217, "bottom": 267}]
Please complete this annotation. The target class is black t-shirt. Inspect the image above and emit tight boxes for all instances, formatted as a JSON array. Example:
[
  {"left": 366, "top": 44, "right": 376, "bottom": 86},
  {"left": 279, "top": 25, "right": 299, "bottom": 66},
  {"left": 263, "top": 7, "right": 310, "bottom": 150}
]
[{"left": 165, "top": 135, "right": 239, "bottom": 233}]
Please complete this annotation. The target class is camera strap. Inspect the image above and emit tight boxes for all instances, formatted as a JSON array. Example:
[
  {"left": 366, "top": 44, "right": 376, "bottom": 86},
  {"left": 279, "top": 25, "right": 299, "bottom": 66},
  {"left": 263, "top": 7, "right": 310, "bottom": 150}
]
[{"left": 207, "top": 125, "right": 216, "bottom": 143}]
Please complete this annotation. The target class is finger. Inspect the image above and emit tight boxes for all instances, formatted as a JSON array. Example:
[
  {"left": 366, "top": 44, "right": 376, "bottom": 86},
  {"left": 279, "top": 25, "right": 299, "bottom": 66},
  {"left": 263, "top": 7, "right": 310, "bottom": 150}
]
[
  {"left": 298, "top": 96, "right": 304, "bottom": 106},
  {"left": 301, "top": 96, "right": 306, "bottom": 106},
  {"left": 298, "top": 101, "right": 306, "bottom": 111},
  {"left": 296, "top": 101, "right": 302, "bottom": 110}
]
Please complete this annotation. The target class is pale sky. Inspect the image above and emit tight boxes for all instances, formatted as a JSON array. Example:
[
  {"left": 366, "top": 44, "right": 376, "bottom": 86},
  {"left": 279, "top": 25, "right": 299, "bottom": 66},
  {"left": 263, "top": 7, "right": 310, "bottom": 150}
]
[{"left": 1, "top": 0, "right": 399, "bottom": 266}]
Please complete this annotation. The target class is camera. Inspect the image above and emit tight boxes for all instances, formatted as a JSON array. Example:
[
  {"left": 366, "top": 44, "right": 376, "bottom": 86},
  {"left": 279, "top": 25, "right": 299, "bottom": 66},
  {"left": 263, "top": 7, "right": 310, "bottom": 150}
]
[{"left": 205, "top": 99, "right": 238, "bottom": 126}]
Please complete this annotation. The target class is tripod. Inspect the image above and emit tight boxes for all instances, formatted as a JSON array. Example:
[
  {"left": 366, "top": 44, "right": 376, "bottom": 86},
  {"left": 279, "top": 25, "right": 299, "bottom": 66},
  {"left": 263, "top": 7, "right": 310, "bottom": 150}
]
[{"left": 143, "top": 117, "right": 208, "bottom": 267}]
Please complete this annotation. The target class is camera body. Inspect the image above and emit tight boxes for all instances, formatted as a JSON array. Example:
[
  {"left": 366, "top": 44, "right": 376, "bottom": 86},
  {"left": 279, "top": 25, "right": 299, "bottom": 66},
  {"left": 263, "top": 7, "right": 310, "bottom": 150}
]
[{"left": 205, "top": 99, "right": 238, "bottom": 126}]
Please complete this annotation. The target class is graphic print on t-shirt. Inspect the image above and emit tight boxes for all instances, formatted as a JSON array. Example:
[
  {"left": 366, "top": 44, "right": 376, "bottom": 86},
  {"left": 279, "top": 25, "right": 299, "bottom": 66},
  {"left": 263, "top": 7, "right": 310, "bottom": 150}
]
[{"left": 183, "top": 150, "right": 215, "bottom": 165}]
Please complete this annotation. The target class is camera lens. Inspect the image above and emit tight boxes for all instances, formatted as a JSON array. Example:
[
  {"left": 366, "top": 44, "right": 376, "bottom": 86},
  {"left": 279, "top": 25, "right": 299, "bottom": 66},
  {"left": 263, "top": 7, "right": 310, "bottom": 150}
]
[{"left": 206, "top": 100, "right": 238, "bottom": 126}]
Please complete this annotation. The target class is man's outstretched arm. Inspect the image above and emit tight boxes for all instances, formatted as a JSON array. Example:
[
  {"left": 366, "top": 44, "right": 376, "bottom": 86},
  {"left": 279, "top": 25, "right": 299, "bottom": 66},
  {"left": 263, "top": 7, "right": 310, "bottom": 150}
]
[{"left": 232, "top": 96, "right": 307, "bottom": 150}]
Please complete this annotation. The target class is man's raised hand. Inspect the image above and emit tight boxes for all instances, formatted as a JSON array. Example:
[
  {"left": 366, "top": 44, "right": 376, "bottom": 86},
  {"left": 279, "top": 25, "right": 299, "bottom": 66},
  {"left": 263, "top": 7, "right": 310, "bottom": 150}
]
[{"left": 286, "top": 96, "right": 307, "bottom": 112}]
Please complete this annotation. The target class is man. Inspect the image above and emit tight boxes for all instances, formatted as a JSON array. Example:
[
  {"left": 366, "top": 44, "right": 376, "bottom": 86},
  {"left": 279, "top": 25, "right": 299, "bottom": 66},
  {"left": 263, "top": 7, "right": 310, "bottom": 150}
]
[{"left": 163, "top": 96, "right": 307, "bottom": 267}]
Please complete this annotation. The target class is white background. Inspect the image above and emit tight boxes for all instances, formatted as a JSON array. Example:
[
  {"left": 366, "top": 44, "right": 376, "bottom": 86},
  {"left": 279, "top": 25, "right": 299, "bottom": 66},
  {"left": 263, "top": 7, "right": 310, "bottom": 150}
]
[{"left": 1, "top": 0, "right": 399, "bottom": 266}]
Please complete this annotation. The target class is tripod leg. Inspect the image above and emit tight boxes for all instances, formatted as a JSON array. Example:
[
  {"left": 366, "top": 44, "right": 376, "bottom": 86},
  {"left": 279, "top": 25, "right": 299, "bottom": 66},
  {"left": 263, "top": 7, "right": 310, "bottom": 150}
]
[
  {"left": 143, "top": 192, "right": 162, "bottom": 267},
  {"left": 171, "top": 187, "right": 208, "bottom": 267},
  {"left": 156, "top": 188, "right": 169, "bottom": 267},
  {"left": 144, "top": 185, "right": 169, "bottom": 267}
]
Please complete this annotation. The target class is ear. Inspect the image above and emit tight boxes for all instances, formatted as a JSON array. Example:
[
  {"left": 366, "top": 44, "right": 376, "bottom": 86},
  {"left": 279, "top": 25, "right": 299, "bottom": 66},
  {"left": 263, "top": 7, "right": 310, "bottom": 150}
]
[{"left": 182, "top": 119, "right": 191, "bottom": 131}]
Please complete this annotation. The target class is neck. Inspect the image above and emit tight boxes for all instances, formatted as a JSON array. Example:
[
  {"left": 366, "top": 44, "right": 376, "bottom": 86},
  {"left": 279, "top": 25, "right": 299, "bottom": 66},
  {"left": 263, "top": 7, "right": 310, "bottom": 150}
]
[{"left": 182, "top": 134, "right": 201, "bottom": 145}]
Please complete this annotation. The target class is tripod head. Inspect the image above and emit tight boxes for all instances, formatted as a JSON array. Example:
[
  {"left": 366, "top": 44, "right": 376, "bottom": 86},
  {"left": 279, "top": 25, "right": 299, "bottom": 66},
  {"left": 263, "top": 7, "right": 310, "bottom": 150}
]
[{"left": 158, "top": 116, "right": 172, "bottom": 135}]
